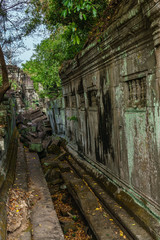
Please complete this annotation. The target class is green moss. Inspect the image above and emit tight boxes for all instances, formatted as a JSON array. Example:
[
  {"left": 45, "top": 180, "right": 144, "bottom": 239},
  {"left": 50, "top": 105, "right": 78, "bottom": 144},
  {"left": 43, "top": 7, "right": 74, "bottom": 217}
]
[{"left": 29, "top": 143, "right": 43, "bottom": 153}]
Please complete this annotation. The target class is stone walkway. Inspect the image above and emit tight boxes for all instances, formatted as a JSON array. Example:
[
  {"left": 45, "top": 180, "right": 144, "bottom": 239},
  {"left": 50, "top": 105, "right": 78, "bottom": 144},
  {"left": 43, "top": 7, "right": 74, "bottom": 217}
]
[
  {"left": 3, "top": 108, "right": 65, "bottom": 240},
  {"left": 7, "top": 141, "right": 64, "bottom": 240},
  {"left": 25, "top": 148, "right": 64, "bottom": 240}
]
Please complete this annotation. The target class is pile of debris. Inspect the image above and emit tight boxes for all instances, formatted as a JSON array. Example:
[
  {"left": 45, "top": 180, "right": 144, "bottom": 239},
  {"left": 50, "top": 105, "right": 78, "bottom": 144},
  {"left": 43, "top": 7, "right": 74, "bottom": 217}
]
[{"left": 16, "top": 108, "right": 54, "bottom": 155}]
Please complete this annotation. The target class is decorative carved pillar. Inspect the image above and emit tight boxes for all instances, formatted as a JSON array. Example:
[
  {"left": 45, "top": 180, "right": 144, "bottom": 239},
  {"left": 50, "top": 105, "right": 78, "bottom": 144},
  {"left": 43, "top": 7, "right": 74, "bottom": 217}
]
[{"left": 150, "top": 2, "right": 160, "bottom": 99}]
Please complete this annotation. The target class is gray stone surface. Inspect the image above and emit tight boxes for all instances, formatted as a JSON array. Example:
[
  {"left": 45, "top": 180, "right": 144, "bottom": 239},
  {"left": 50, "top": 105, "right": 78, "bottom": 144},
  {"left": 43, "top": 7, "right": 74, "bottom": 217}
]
[
  {"left": 49, "top": 0, "right": 160, "bottom": 225},
  {"left": 65, "top": 148, "right": 156, "bottom": 240},
  {"left": 25, "top": 150, "right": 64, "bottom": 240},
  {"left": 20, "top": 231, "right": 32, "bottom": 240},
  {"left": 60, "top": 161, "right": 133, "bottom": 240},
  {"left": 14, "top": 142, "right": 28, "bottom": 190}
]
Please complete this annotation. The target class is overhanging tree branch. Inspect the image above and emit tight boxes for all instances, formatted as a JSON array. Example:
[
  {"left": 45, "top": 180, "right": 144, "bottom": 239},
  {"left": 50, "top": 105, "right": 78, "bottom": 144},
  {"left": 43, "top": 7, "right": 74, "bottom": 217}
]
[
  {"left": 0, "top": 0, "right": 32, "bottom": 103},
  {"left": 3, "top": 1, "right": 29, "bottom": 12},
  {"left": 0, "top": 44, "right": 10, "bottom": 103}
]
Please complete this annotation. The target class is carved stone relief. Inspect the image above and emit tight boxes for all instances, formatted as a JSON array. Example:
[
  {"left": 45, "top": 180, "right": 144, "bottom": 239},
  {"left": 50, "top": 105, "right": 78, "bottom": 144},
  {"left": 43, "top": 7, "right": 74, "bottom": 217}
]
[
  {"left": 72, "top": 95, "right": 76, "bottom": 108},
  {"left": 79, "top": 93, "right": 85, "bottom": 108},
  {"left": 87, "top": 90, "right": 97, "bottom": 107},
  {"left": 125, "top": 77, "right": 146, "bottom": 108}
]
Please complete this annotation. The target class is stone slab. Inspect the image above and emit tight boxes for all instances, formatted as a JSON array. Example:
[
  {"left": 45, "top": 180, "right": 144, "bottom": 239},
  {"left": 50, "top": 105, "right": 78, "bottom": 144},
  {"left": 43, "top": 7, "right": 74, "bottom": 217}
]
[
  {"left": 25, "top": 150, "right": 64, "bottom": 240},
  {"left": 19, "top": 231, "right": 32, "bottom": 240},
  {"left": 29, "top": 143, "right": 43, "bottom": 153},
  {"left": 66, "top": 153, "right": 154, "bottom": 240},
  {"left": 60, "top": 161, "right": 130, "bottom": 240},
  {"left": 14, "top": 142, "right": 28, "bottom": 190}
]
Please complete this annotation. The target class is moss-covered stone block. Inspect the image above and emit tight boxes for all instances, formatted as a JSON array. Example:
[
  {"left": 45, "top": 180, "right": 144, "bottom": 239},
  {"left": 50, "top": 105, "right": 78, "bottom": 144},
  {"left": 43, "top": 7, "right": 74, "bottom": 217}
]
[{"left": 29, "top": 143, "right": 43, "bottom": 153}]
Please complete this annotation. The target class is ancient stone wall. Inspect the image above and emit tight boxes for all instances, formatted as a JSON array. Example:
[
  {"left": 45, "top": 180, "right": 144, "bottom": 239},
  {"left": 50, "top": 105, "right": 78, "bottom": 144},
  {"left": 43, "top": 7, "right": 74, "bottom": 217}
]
[
  {"left": 59, "top": 0, "right": 160, "bottom": 219},
  {"left": 7, "top": 65, "right": 39, "bottom": 111},
  {"left": 0, "top": 95, "right": 17, "bottom": 189},
  {"left": 0, "top": 65, "right": 39, "bottom": 189},
  {"left": 46, "top": 98, "right": 65, "bottom": 135}
]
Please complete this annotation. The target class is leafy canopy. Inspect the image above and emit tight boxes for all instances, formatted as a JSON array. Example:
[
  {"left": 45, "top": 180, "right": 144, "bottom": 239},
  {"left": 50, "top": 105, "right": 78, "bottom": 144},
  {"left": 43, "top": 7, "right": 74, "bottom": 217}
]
[
  {"left": 23, "top": 27, "right": 82, "bottom": 98},
  {"left": 27, "top": 0, "right": 113, "bottom": 44},
  {"left": 0, "top": 0, "right": 31, "bottom": 64},
  {"left": 23, "top": 0, "right": 116, "bottom": 98}
]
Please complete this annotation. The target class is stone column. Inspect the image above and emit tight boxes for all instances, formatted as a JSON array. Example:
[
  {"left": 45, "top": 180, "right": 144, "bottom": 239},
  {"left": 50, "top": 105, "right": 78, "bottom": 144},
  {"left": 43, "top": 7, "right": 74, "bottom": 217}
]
[{"left": 150, "top": 2, "right": 160, "bottom": 99}]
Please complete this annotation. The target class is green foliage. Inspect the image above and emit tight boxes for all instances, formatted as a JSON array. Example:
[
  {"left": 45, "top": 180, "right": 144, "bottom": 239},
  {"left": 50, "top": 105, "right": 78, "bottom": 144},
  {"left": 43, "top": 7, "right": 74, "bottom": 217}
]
[
  {"left": 62, "top": 0, "right": 97, "bottom": 20},
  {"left": 67, "top": 116, "right": 78, "bottom": 121},
  {"left": 23, "top": 27, "right": 83, "bottom": 98},
  {"left": 27, "top": 0, "right": 111, "bottom": 44},
  {"left": 23, "top": 0, "right": 115, "bottom": 100},
  {"left": 1, "top": 1, "right": 32, "bottom": 65},
  {"left": 10, "top": 80, "right": 18, "bottom": 90}
]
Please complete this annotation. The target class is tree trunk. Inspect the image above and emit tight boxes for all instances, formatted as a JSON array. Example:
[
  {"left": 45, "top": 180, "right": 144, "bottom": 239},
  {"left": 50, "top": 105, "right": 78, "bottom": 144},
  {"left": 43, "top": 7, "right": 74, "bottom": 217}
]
[{"left": 0, "top": 44, "right": 10, "bottom": 103}]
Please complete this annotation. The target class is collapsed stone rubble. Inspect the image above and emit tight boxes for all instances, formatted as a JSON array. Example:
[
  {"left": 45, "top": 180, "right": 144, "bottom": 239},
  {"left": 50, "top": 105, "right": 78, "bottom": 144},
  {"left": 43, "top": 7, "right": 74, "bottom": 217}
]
[
  {"left": 6, "top": 108, "right": 65, "bottom": 240},
  {"left": 17, "top": 108, "right": 53, "bottom": 155}
]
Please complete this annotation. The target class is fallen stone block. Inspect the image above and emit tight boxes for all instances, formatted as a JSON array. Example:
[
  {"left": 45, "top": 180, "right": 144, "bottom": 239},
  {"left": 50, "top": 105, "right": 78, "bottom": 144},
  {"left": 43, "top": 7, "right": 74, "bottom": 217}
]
[
  {"left": 29, "top": 143, "right": 43, "bottom": 153},
  {"left": 36, "top": 123, "right": 44, "bottom": 133},
  {"left": 38, "top": 131, "right": 46, "bottom": 140},
  {"left": 32, "top": 116, "right": 46, "bottom": 124},
  {"left": 61, "top": 220, "right": 77, "bottom": 232},
  {"left": 16, "top": 114, "right": 25, "bottom": 125},
  {"left": 42, "top": 159, "right": 60, "bottom": 168},
  {"left": 27, "top": 122, "right": 33, "bottom": 127},
  {"left": 19, "top": 127, "right": 30, "bottom": 137},
  {"left": 47, "top": 144, "right": 61, "bottom": 154},
  {"left": 29, "top": 137, "right": 42, "bottom": 144},
  {"left": 45, "top": 168, "right": 61, "bottom": 181},
  {"left": 30, "top": 112, "right": 43, "bottom": 121},
  {"left": 30, "top": 125, "right": 37, "bottom": 133},
  {"left": 58, "top": 162, "right": 71, "bottom": 173},
  {"left": 49, "top": 178, "right": 63, "bottom": 186},
  {"left": 45, "top": 127, "right": 52, "bottom": 135},
  {"left": 29, "top": 132, "right": 38, "bottom": 139},
  {"left": 43, "top": 120, "right": 51, "bottom": 128},
  {"left": 42, "top": 137, "right": 51, "bottom": 149}
]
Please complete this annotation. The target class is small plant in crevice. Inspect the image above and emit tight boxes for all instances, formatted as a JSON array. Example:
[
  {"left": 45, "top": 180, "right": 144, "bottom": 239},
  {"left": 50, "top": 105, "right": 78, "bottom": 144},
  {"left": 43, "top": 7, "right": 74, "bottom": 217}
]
[{"left": 67, "top": 116, "right": 78, "bottom": 121}]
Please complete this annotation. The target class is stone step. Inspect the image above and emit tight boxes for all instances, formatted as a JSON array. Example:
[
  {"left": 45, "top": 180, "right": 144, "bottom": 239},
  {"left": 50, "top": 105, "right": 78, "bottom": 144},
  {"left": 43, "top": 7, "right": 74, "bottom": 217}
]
[
  {"left": 44, "top": 122, "right": 51, "bottom": 128},
  {"left": 32, "top": 115, "right": 47, "bottom": 124},
  {"left": 65, "top": 147, "right": 155, "bottom": 240},
  {"left": 59, "top": 161, "right": 129, "bottom": 240},
  {"left": 43, "top": 120, "right": 51, "bottom": 125},
  {"left": 29, "top": 108, "right": 41, "bottom": 115},
  {"left": 14, "top": 142, "right": 28, "bottom": 191},
  {"left": 30, "top": 112, "right": 43, "bottom": 121}
]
